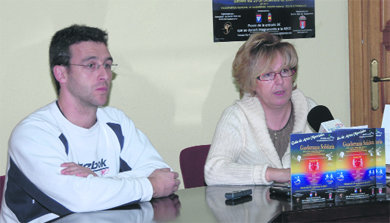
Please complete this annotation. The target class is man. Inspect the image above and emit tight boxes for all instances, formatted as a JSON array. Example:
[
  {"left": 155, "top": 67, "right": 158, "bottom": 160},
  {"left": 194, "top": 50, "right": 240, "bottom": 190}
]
[{"left": 0, "top": 24, "right": 180, "bottom": 223}]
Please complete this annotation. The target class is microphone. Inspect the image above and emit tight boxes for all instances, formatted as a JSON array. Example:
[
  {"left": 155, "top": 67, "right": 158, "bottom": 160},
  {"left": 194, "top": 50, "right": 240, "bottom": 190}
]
[{"left": 307, "top": 105, "right": 344, "bottom": 133}]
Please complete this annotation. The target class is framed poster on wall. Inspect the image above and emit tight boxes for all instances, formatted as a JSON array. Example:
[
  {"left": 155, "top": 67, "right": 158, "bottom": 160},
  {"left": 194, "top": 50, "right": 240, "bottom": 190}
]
[{"left": 213, "top": 0, "right": 315, "bottom": 42}]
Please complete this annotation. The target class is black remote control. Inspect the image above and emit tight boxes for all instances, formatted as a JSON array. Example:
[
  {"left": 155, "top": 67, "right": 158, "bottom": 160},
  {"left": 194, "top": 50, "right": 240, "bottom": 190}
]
[
  {"left": 225, "top": 195, "right": 253, "bottom": 205},
  {"left": 225, "top": 189, "right": 252, "bottom": 200}
]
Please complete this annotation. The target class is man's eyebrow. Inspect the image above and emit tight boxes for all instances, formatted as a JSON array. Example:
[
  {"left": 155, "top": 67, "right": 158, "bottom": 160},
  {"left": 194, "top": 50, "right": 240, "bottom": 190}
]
[
  {"left": 81, "top": 56, "right": 98, "bottom": 63},
  {"left": 81, "top": 56, "right": 113, "bottom": 63}
]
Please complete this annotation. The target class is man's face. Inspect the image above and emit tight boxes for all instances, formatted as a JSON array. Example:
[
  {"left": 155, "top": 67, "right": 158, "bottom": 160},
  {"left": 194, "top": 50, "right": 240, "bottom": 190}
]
[{"left": 64, "top": 41, "right": 113, "bottom": 108}]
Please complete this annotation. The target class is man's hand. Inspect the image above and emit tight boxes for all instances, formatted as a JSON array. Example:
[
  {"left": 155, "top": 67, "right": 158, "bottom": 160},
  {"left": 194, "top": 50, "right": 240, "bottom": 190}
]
[
  {"left": 148, "top": 168, "right": 180, "bottom": 198},
  {"left": 61, "top": 162, "right": 97, "bottom": 177}
]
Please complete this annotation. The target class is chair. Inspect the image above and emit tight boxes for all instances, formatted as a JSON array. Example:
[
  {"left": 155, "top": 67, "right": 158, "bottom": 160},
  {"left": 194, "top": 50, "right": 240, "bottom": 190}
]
[
  {"left": 0, "top": 175, "right": 5, "bottom": 211},
  {"left": 179, "top": 144, "right": 210, "bottom": 189}
]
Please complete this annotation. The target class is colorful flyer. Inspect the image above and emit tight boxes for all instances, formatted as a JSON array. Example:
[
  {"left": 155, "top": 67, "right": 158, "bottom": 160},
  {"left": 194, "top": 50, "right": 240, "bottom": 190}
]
[
  {"left": 334, "top": 128, "right": 376, "bottom": 202},
  {"left": 290, "top": 133, "right": 336, "bottom": 205}
]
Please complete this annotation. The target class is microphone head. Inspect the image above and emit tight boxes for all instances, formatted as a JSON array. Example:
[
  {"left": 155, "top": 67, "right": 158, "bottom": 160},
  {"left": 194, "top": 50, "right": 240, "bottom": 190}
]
[{"left": 307, "top": 105, "right": 334, "bottom": 132}]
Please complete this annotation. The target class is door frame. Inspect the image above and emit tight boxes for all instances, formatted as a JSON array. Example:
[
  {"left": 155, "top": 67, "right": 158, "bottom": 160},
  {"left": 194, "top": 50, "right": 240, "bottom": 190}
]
[{"left": 349, "top": 0, "right": 368, "bottom": 126}]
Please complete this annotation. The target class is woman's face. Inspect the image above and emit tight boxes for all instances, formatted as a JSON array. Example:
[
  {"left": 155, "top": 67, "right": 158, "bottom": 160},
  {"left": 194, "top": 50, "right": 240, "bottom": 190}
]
[{"left": 253, "top": 53, "right": 294, "bottom": 111}]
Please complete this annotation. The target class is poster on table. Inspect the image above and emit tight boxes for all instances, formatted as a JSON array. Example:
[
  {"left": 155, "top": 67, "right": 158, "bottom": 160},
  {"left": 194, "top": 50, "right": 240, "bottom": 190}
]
[{"left": 212, "top": 0, "right": 315, "bottom": 42}]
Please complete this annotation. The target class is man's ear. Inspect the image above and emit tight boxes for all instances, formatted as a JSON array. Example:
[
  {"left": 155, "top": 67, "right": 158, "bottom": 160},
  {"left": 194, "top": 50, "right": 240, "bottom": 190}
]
[{"left": 53, "top": 65, "right": 67, "bottom": 84}]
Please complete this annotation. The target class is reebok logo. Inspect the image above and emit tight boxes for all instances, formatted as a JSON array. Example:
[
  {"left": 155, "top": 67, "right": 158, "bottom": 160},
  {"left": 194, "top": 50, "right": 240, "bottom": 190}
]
[{"left": 79, "top": 158, "right": 108, "bottom": 171}]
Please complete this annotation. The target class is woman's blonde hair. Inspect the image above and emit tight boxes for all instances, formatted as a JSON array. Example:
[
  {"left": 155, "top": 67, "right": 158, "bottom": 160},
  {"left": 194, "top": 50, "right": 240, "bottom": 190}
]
[{"left": 232, "top": 32, "right": 298, "bottom": 97}]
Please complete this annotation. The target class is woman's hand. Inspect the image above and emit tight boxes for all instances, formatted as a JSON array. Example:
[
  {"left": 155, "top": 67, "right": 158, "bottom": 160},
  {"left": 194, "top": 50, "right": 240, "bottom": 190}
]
[{"left": 265, "top": 167, "right": 290, "bottom": 183}]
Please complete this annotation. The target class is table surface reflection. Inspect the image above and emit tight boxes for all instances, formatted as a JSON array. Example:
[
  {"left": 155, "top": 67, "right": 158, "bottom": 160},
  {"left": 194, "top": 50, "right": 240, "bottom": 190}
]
[{"left": 52, "top": 185, "right": 390, "bottom": 223}]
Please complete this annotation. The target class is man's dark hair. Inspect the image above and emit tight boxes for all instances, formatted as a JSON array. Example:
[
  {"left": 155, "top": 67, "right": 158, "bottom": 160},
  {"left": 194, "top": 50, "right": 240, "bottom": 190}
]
[{"left": 49, "top": 24, "right": 108, "bottom": 95}]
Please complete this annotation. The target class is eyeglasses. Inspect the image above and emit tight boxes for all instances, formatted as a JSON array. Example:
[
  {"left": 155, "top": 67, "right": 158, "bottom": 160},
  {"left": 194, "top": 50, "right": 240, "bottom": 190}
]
[
  {"left": 69, "top": 62, "right": 118, "bottom": 72},
  {"left": 256, "top": 68, "right": 295, "bottom": 81}
]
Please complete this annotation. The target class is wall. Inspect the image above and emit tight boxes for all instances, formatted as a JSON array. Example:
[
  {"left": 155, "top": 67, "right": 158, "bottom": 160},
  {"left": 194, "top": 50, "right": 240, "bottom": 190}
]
[{"left": 0, "top": 0, "right": 349, "bottom": 189}]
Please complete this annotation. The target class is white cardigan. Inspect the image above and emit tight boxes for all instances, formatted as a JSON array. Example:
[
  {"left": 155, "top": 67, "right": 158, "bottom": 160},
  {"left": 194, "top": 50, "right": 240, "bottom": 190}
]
[{"left": 205, "top": 89, "right": 316, "bottom": 185}]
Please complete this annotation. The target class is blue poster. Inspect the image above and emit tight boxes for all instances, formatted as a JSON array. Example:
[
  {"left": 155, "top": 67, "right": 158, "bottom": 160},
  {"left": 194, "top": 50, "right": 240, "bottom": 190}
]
[{"left": 213, "top": 0, "right": 315, "bottom": 42}]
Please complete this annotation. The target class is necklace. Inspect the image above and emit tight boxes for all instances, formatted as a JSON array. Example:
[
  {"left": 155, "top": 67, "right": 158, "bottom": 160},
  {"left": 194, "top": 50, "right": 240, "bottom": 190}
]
[{"left": 268, "top": 109, "right": 293, "bottom": 138}]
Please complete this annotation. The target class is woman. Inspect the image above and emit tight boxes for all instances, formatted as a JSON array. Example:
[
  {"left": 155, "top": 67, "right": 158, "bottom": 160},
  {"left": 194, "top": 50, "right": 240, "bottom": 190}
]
[{"left": 204, "top": 32, "right": 316, "bottom": 185}]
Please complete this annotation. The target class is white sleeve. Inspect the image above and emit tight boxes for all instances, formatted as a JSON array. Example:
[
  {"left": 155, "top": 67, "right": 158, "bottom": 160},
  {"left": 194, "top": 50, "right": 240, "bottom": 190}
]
[{"left": 204, "top": 107, "right": 272, "bottom": 186}]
